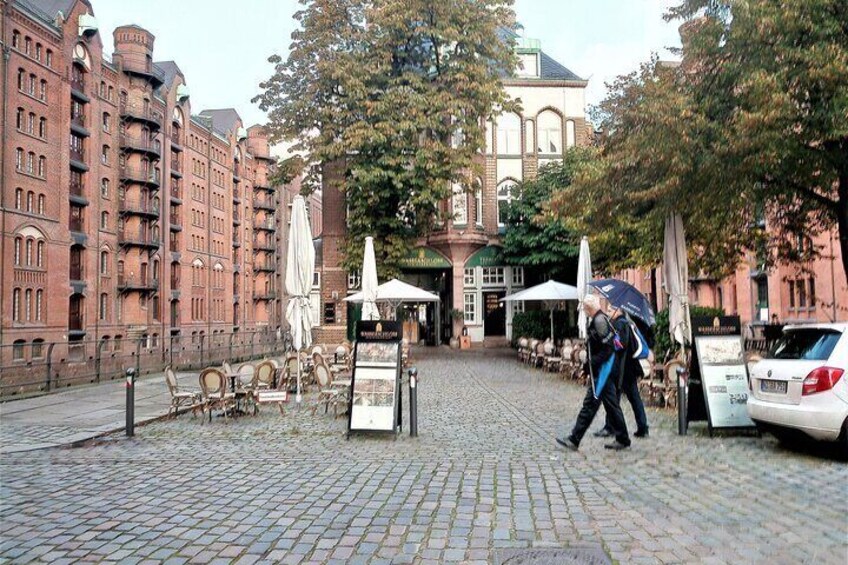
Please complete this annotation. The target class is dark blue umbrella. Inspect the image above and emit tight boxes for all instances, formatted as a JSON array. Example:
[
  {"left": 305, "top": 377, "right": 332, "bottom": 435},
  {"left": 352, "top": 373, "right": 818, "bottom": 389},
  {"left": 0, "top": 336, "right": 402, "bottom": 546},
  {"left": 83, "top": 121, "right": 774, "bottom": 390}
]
[{"left": 588, "top": 279, "right": 656, "bottom": 326}]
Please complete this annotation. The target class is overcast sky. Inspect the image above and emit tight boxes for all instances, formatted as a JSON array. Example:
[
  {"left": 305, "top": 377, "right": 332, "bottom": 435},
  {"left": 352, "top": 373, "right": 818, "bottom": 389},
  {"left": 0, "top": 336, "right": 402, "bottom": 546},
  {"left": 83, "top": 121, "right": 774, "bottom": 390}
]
[{"left": 92, "top": 0, "right": 682, "bottom": 128}]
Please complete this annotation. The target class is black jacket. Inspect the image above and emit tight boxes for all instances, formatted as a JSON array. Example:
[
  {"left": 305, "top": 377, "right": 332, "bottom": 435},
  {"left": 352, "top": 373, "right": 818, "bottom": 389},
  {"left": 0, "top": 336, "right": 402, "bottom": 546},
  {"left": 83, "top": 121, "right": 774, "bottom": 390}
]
[{"left": 586, "top": 311, "right": 616, "bottom": 377}]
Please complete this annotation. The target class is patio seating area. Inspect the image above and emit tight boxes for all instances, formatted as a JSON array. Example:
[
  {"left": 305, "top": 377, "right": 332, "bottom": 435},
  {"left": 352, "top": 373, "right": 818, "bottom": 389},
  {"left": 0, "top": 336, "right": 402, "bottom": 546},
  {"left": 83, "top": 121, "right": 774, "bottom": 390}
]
[{"left": 165, "top": 342, "right": 356, "bottom": 423}]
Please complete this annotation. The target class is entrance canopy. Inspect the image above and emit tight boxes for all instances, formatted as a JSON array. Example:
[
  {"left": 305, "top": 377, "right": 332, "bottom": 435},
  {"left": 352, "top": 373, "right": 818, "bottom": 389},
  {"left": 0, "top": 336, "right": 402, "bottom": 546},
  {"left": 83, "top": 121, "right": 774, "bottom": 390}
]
[{"left": 345, "top": 278, "right": 441, "bottom": 308}]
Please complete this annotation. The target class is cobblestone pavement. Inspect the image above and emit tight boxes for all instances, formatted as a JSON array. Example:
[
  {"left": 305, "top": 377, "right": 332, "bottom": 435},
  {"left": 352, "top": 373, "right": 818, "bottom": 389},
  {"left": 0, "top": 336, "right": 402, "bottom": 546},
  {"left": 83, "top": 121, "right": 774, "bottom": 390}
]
[{"left": 1, "top": 348, "right": 846, "bottom": 564}]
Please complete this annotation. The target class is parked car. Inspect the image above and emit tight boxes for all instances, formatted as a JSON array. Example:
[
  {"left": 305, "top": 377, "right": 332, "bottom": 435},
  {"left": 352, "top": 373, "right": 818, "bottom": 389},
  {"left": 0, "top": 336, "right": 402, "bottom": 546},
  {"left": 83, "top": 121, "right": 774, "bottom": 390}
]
[{"left": 747, "top": 323, "right": 848, "bottom": 456}]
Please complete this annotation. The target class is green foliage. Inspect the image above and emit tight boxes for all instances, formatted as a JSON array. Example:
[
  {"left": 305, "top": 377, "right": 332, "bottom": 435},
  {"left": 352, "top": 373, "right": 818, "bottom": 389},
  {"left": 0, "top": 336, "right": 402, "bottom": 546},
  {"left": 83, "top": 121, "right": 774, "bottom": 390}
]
[
  {"left": 502, "top": 148, "right": 597, "bottom": 280},
  {"left": 269, "top": 155, "right": 306, "bottom": 188},
  {"left": 511, "top": 310, "right": 577, "bottom": 342},
  {"left": 553, "top": 0, "right": 848, "bottom": 280},
  {"left": 255, "top": 0, "right": 518, "bottom": 278},
  {"left": 654, "top": 305, "right": 724, "bottom": 362}
]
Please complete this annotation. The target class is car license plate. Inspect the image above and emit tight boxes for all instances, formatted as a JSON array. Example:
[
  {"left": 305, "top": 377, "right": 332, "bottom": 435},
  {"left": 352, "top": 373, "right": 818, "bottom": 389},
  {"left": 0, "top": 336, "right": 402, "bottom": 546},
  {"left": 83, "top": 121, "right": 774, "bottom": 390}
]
[{"left": 760, "top": 380, "right": 788, "bottom": 394}]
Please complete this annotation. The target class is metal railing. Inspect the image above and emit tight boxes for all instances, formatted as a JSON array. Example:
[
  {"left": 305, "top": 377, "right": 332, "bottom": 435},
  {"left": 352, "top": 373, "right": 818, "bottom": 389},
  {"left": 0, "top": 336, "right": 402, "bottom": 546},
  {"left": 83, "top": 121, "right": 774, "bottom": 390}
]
[
  {"left": 119, "top": 198, "right": 160, "bottom": 217},
  {"left": 0, "top": 328, "right": 286, "bottom": 399}
]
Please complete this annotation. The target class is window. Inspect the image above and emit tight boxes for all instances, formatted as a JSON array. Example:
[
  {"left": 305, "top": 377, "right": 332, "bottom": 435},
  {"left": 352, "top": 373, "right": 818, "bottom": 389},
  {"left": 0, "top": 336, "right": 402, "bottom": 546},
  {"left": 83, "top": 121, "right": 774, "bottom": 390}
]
[
  {"left": 100, "top": 211, "right": 109, "bottom": 230},
  {"left": 37, "top": 194, "right": 45, "bottom": 214},
  {"left": 12, "top": 31, "right": 20, "bottom": 49},
  {"left": 482, "top": 267, "right": 505, "bottom": 286},
  {"left": 38, "top": 156, "right": 45, "bottom": 178},
  {"left": 102, "top": 112, "right": 110, "bottom": 133},
  {"left": 14, "top": 237, "right": 22, "bottom": 265},
  {"left": 497, "top": 181, "right": 516, "bottom": 227},
  {"left": 12, "top": 340, "right": 25, "bottom": 361},
  {"left": 25, "top": 289, "right": 32, "bottom": 321},
  {"left": 35, "top": 290, "right": 43, "bottom": 321},
  {"left": 26, "top": 152, "right": 34, "bottom": 174},
  {"left": 496, "top": 113, "right": 521, "bottom": 155},
  {"left": 16, "top": 147, "right": 23, "bottom": 170},
  {"left": 464, "top": 268, "right": 476, "bottom": 287},
  {"left": 35, "top": 43, "right": 42, "bottom": 61},
  {"left": 12, "top": 289, "right": 21, "bottom": 322},
  {"left": 101, "top": 178, "right": 110, "bottom": 198},
  {"left": 16, "top": 107, "right": 24, "bottom": 130},
  {"left": 15, "top": 188, "right": 23, "bottom": 209},
  {"left": 24, "top": 36, "right": 31, "bottom": 55},
  {"left": 788, "top": 280, "right": 796, "bottom": 309},
  {"left": 25, "top": 239, "right": 33, "bottom": 266},
  {"left": 46, "top": 50, "right": 52, "bottom": 67},
  {"left": 347, "top": 271, "right": 361, "bottom": 290},
  {"left": 809, "top": 277, "right": 816, "bottom": 309},
  {"left": 39, "top": 80, "right": 46, "bottom": 102},
  {"left": 512, "top": 267, "right": 524, "bottom": 287},
  {"left": 36, "top": 240, "right": 44, "bottom": 268},
  {"left": 512, "top": 301, "right": 525, "bottom": 315},
  {"left": 452, "top": 184, "right": 468, "bottom": 225},
  {"left": 464, "top": 292, "right": 477, "bottom": 324},
  {"left": 101, "top": 145, "right": 109, "bottom": 165},
  {"left": 99, "top": 293, "right": 109, "bottom": 321},
  {"left": 475, "top": 187, "right": 483, "bottom": 226},
  {"left": 566, "top": 120, "right": 576, "bottom": 148},
  {"left": 27, "top": 112, "right": 35, "bottom": 134},
  {"left": 537, "top": 110, "right": 562, "bottom": 154},
  {"left": 39, "top": 117, "right": 46, "bottom": 138},
  {"left": 798, "top": 278, "right": 807, "bottom": 308},
  {"left": 32, "top": 338, "right": 44, "bottom": 358}
]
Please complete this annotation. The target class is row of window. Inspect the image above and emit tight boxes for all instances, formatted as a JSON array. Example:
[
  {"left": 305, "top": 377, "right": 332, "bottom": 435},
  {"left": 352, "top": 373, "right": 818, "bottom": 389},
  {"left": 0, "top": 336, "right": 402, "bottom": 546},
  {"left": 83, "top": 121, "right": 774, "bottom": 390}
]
[
  {"left": 10, "top": 338, "right": 46, "bottom": 361},
  {"left": 191, "top": 297, "right": 206, "bottom": 321},
  {"left": 11, "top": 31, "right": 54, "bottom": 67},
  {"left": 14, "top": 148, "right": 46, "bottom": 178},
  {"left": 191, "top": 182, "right": 207, "bottom": 203},
  {"left": 13, "top": 189, "right": 46, "bottom": 215},
  {"left": 16, "top": 108, "right": 47, "bottom": 139},
  {"left": 463, "top": 267, "right": 524, "bottom": 288},
  {"left": 788, "top": 277, "right": 817, "bottom": 311},
  {"left": 489, "top": 112, "right": 576, "bottom": 156},
  {"left": 191, "top": 158, "right": 208, "bottom": 178},
  {"left": 16, "top": 68, "right": 47, "bottom": 102},
  {"left": 11, "top": 288, "right": 44, "bottom": 322},
  {"left": 13, "top": 237, "right": 45, "bottom": 269}
]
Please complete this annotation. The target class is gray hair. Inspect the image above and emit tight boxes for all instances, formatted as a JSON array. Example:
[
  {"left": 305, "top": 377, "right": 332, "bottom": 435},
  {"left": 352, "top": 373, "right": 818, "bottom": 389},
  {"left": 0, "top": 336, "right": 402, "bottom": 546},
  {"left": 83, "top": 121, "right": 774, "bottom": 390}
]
[{"left": 583, "top": 293, "right": 601, "bottom": 312}]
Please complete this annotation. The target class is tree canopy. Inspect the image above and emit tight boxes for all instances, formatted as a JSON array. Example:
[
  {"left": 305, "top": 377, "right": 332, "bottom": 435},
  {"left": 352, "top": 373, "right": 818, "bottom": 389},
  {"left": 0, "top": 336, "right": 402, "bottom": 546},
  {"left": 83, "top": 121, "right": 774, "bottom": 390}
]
[
  {"left": 553, "top": 0, "right": 848, "bottom": 279},
  {"left": 255, "top": 0, "right": 517, "bottom": 277}
]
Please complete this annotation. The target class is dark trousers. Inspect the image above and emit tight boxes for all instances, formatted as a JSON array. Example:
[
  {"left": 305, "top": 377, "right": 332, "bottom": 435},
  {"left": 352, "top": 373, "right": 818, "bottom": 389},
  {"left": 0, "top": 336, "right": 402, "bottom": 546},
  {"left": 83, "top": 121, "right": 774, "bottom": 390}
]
[
  {"left": 605, "top": 374, "right": 649, "bottom": 433},
  {"left": 570, "top": 377, "right": 630, "bottom": 446}
]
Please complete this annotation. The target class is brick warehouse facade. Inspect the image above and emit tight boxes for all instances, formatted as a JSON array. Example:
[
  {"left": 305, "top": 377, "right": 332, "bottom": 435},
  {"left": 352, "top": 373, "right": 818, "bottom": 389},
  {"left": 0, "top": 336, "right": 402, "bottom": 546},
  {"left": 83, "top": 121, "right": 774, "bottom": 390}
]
[
  {"left": 316, "top": 32, "right": 593, "bottom": 345},
  {"left": 0, "top": 0, "right": 307, "bottom": 368}
]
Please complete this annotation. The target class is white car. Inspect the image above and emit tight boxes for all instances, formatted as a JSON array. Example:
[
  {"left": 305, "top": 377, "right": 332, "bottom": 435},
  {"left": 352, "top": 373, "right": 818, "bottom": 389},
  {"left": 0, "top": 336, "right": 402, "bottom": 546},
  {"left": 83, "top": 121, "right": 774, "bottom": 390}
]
[{"left": 747, "top": 323, "right": 848, "bottom": 455}]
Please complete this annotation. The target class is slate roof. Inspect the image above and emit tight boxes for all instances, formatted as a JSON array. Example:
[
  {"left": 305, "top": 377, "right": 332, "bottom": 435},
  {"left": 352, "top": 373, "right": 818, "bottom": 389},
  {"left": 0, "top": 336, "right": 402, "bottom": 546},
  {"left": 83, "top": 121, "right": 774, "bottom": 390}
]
[
  {"left": 13, "top": 0, "right": 78, "bottom": 27},
  {"left": 155, "top": 61, "right": 183, "bottom": 89},
  {"left": 498, "top": 25, "right": 584, "bottom": 82},
  {"left": 198, "top": 109, "right": 242, "bottom": 135}
]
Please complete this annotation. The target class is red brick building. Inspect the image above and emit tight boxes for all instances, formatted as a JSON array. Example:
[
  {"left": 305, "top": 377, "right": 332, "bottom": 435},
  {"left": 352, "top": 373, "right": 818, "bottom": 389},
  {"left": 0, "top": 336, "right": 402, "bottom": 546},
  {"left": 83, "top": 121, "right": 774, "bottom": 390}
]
[{"left": 0, "top": 0, "right": 299, "bottom": 367}]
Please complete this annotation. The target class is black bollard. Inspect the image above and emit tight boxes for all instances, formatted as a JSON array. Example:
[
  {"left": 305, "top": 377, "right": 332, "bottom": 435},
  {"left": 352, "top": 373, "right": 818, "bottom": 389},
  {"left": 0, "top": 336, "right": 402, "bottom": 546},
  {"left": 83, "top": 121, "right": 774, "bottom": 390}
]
[
  {"left": 677, "top": 366, "right": 688, "bottom": 436},
  {"left": 408, "top": 367, "right": 418, "bottom": 437},
  {"left": 126, "top": 367, "right": 136, "bottom": 437}
]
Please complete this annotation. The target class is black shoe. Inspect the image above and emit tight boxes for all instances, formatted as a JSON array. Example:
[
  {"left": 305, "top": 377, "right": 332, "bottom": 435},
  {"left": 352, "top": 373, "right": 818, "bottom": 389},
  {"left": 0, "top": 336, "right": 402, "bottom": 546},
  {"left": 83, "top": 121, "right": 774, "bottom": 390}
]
[
  {"left": 556, "top": 436, "right": 579, "bottom": 451},
  {"left": 604, "top": 441, "right": 630, "bottom": 450},
  {"left": 635, "top": 429, "right": 649, "bottom": 438},
  {"left": 593, "top": 428, "right": 613, "bottom": 438}
]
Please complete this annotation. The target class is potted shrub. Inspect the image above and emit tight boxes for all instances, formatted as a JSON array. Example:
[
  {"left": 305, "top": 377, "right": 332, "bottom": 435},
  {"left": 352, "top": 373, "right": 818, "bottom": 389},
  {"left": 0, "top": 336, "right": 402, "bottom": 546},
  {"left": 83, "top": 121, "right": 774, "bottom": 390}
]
[{"left": 449, "top": 308, "right": 464, "bottom": 348}]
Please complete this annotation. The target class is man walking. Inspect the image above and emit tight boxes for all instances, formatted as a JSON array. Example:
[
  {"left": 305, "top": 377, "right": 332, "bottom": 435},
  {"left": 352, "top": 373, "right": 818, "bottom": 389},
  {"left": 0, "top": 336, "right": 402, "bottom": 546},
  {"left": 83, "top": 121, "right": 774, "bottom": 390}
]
[
  {"left": 557, "top": 295, "right": 631, "bottom": 451},
  {"left": 595, "top": 310, "right": 650, "bottom": 438}
]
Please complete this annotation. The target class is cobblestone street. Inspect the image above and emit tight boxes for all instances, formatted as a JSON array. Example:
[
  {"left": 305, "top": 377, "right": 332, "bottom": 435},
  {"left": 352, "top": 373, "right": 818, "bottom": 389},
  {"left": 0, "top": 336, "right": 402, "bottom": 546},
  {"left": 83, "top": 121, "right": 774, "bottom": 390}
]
[{"left": 1, "top": 348, "right": 846, "bottom": 564}]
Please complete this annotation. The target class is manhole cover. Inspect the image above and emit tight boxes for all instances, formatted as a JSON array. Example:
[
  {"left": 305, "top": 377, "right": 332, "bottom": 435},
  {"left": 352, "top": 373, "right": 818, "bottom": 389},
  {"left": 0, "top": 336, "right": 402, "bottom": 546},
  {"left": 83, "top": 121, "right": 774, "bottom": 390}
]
[{"left": 496, "top": 547, "right": 611, "bottom": 565}]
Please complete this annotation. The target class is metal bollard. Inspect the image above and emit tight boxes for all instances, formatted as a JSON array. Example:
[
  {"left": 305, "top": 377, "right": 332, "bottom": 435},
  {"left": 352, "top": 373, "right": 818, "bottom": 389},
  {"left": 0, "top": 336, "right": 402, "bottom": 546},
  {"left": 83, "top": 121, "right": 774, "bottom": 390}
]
[
  {"left": 677, "top": 366, "right": 688, "bottom": 436},
  {"left": 408, "top": 367, "right": 418, "bottom": 437},
  {"left": 126, "top": 368, "right": 136, "bottom": 437}
]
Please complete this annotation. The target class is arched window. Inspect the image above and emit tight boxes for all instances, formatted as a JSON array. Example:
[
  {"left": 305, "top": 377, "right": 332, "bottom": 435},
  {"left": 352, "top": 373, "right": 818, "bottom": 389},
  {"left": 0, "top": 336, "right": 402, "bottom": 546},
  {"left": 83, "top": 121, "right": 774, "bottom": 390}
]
[
  {"left": 101, "top": 145, "right": 109, "bottom": 165},
  {"left": 39, "top": 80, "right": 47, "bottom": 102},
  {"left": 28, "top": 74, "right": 35, "bottom": 95},
  {"left": 24, "top": 36, "right": 31, "bottom": 55},
  {"left": 15, "top": 188, "right": 23, "bottom": 210},
  {"left": 36, "top": 240, "right": 44, "bottom": 268},
  {"left": 37, "top": 194, "right": 45, "bottom": 214},
  {"left": 39, "top": 117, "right": 46, "bottom": 138},
  {"left": 26, "top": 191, "right": 34, "bottom": 212},
  {"left": 99, "top": 293, "right": 109, "bottom": 321},
  {"left": 35, "top": 291, "right": 43, "bottom": 322},
  {"left": 16, "top": 107, "right": 24, "bottom": 130},
  {"left": 12, "top": 339, "right": 25, "bottom": 360},
  {"left": 12, "top": 30, "right": 20, "bottom": 49},
  {"left": 28, "top": 112, "right": 35, "bottom": 134},
  {"left": 12, "top": 289, "right": 21, "bottom": 322},
  {"left": 13, "top": 237, "right": 22, "bottom": 265},
  {"left": 25, "top": 289, "right": 32, "bottom": 321},
  {"left": 452, "top": 184, "right": 468, "bottom": 226},
  {"left": 26, "top": 152, "right": 35, "bottom": 173},
  {"left": 101, "top": 178, "right": 110, "bottom": 198},
  {"left": 32, "top": 337, "right": 44, "bottom": 357},
  {"left": 475, "top": 181, "right": 484, "bottom": 227},
  {"left": 46, "top": 50, "right": 53, "bottom": 67},
  {"left": 496, "top": 113, "right": 521, "bottom": 155},
  {"left": 102, "top": 112, "right": 110, "bottom": 132},
  {"left": 100, "top": 250, "right": 109, "bottom": 275},
  {"left": 25, "top": 238, "right": 33, "bottom": 266},
  {"left": 497, "top": 180, "right": 517, "bottom": 227},
  {"left": 100, "top": 211, "right": 109, "bottom": 230},
  {"left": 15, "top": 148, "right": 23, "bottom": 170},
  {"left": 537, "top": 110, "right": 563, "bottom": 154},
  {"left": 566, "top": 120, "right": 576, "bottom": 148},
  {"left": 38, "top": 156, "right": 45, "bottom": 178}
]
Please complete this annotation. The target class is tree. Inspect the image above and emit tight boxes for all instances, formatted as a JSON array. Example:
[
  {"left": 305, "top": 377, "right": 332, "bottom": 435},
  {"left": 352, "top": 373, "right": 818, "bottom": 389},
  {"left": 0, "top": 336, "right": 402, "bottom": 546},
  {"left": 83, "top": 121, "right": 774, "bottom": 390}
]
[
  {"left": 254, "top": 0, "right": 517, "bottom": 278},
  {"left": 554, "top": 0, "right": 848, "bottom": 280},
  {"left": 502, "top": 148, "right": 597, "bottom": 280}
]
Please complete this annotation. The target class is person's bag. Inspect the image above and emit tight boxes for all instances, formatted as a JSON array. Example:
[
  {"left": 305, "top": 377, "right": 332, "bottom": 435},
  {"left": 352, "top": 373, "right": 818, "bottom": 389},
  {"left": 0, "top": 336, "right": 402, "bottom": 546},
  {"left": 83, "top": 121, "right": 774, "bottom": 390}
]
[{"left": 628, "top": 320, "right": 651, "bottom": 360}]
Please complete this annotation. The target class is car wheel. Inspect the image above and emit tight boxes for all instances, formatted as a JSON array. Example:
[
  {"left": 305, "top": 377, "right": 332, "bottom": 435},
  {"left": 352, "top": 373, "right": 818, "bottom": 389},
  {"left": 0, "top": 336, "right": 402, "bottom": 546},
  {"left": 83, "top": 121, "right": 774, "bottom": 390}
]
[
  {"left": 770, "top": 427, "right": 800, "bottom": 446},
  {"left": 840, "top": 419, "right": 848, "bottom": 462}
]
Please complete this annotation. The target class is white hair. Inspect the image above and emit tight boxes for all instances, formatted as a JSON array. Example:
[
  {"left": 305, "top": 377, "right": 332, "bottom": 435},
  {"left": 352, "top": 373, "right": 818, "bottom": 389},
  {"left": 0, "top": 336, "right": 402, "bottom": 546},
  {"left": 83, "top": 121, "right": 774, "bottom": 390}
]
[{"left": 583, "top": 294, "right": 601, "bottom": 312}]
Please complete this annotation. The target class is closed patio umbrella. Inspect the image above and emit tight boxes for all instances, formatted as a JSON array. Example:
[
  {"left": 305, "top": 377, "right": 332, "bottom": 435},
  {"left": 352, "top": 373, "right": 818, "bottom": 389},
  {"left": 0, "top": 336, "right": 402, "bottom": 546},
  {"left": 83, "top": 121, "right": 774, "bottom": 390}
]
[
  {"left": 663, "top": 213, "right": 691, "bottom": 351},
  {"left": 576, "top": 236, "right": 592, "bottom": 339},
  {"left": 361, "top": 236, "right": 379, "bottom": 321},
  {"left": 285, "top": 195, "right": 315, "bottom": 404}
]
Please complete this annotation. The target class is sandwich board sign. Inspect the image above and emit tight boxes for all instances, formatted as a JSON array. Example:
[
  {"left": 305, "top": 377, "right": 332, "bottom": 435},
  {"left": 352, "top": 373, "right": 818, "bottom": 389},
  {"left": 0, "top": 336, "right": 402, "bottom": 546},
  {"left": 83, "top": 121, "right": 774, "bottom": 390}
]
[
  {"left": 347, "top": 320, "right": 403, "bottom": 436},
  {"left": 688, "top": 316, "right": 755, "bottom": 434}
]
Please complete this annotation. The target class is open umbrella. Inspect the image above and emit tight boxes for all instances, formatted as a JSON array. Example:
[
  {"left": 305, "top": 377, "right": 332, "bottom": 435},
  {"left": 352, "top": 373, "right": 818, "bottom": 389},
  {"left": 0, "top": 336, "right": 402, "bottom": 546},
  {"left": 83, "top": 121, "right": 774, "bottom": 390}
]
[
  {"left": 285, "top": 195, "right": 315, "bottom": 404},
  {"left": 588, "top": 278, "right": 656, "bottom": 326},
  {"left": 345, "top": 278, "right": 440, "bottom": 320},
  {"left": 576, "top": 236, "right": 592, "bottom": 339},
  {"left": 361, "top": 236, "right": 379, "bottom": 321},
  {"left": 663, "top": 213, "right": 691, "bottom": 350},
  {"left": 501, "top": 280, "right": 578, "bottom": 340}
]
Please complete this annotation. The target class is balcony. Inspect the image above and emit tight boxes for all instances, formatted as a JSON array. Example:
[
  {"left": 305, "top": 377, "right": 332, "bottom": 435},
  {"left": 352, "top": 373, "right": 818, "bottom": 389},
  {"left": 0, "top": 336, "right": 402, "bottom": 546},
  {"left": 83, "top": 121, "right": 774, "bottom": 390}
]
[
  {"left": 117, "top": 275, "right": 159, "bottom": 293},
  {"left": 233, "top": 163, "right": 242, "bottom": 183},
  {"left": 233, "top": 210, "right": 242, "bottom": 226},
  {"left": 70, "top": 112, "right": 89, "bottom": 137},
  {"left": 68, "top": 313, "right": 84, "bottom": 332},
  {"left": 233, "top": 236, "right": 241, "bottom": 248},
  {"left": 253, "top": 198, "right": 275, "bottom": 212},
  {"left": 253, "top": 181, "right": 273, "bottom": 192},
  {"left": 120, "top": 164, "right": 161, "bottom": 189},
  {"left": 170, "top": 131, "right": 183, "bottom": 152},
  {"left": 169, "top": 213, "right": 182, "bottom": 231},
  {"left": 118, "top": 230, "right": 160, "bottom": 249},
  {"left": 119, "top": 102, "right": 163, "bottom": 130},
  {"left": 70, "top": 146, "right": 85, "bottom": 163},
  {"left": 170, "top": 185, "right": 182, "bottom": 203},
  {"left": 120, "top": 134, "right": 161, "bottom": 158},
  {"left": 255, "top": 262, "right": 277, "bottom": 273},
  {"left": 70, "top": 179, "right": 84, "bottom": 198},
  {"left": 253, "top": 291, "right": 277, "bottom": 301},
  {"left": 69, "top": 215, "right": 84, "bottom": 233},
  {"left": 119, "top": 198, "right": 160, "bottom": 218},
  {"left": 70, "top": 77, "right": 87, "bottom": 102},
  {"left": 254, "top": 219, "right": 276, "bottom": 232},
  {"left": 122, "top": 62, "right": 166, "bottom": 87}
]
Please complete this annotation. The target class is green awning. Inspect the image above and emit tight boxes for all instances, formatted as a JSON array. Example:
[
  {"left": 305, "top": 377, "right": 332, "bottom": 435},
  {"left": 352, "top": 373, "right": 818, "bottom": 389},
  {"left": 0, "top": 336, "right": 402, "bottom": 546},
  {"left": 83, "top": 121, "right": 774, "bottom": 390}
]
[
  {"left": 465, "top": 246, "right": 504, "bottom": 268},
  {"left": 399, "top": 247, "right": 451, "bottom": 270}
]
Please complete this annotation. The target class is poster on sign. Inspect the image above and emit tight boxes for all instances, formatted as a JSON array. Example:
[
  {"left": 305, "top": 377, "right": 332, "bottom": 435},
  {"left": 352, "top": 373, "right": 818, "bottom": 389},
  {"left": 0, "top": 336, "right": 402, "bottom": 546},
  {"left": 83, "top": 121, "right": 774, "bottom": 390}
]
[{"left": 348, "top": 321, "right": 403, "bottom": 436}]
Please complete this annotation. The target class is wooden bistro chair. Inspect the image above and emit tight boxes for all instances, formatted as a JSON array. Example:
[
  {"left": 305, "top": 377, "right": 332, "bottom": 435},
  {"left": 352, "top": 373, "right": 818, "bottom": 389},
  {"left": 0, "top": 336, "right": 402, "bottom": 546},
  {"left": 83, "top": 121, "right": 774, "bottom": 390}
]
[
  {"left": 255, "top": 360, "right": 277, "bottom": 391},
  {"left": 198, "top": 367, "right": 236, "bottom": 423},
  {"left": 164, "top": 366, "right": 202, "bottom": 418},
  {"left": 311, "top": 354, "right": 348, "bottom": 418},
  {"left": 542, "top": 341, "right": 561, "bottom": 373}
]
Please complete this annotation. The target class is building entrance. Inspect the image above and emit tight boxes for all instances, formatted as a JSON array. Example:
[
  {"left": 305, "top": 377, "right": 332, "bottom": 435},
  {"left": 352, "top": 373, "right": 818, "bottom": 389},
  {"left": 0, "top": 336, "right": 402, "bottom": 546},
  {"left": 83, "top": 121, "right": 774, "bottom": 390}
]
[{"left": 483, "top": 291, "right": 506, "bottom": 336}]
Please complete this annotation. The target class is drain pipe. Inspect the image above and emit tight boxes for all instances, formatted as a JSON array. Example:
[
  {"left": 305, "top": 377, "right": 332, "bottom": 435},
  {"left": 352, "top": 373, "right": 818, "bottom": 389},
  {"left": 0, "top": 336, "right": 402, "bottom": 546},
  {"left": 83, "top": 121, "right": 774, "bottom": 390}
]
[{"left": 0, "top": 3, "right": 11, "bottom": 350}]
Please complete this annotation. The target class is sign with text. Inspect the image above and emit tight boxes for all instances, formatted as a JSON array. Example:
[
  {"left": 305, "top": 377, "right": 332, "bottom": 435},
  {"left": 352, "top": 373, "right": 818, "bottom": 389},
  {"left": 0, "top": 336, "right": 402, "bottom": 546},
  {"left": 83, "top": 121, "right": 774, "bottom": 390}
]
[
  {"left": 348, "top": 321, "right": 403, "bottom": 435},
  {"left": 690, "top": 316, "right": 754, "bottom": 430}
]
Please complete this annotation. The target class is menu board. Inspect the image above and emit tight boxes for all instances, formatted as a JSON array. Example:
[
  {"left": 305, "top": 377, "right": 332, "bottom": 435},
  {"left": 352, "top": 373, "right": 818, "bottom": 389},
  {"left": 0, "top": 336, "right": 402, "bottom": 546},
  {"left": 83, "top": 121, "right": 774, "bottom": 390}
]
[
  {"left": 348, "top": 321, "right": 402, "bottom": 435},
  {"left": 695, "top": 335, "right": 754, "bottom": 429}
]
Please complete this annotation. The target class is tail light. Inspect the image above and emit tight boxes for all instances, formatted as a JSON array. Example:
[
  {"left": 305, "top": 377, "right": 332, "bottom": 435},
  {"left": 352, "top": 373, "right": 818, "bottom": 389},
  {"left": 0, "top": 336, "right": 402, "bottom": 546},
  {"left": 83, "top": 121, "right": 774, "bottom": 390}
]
[{"left": 802, "top": 367, "right": 844, "bottom": 396}]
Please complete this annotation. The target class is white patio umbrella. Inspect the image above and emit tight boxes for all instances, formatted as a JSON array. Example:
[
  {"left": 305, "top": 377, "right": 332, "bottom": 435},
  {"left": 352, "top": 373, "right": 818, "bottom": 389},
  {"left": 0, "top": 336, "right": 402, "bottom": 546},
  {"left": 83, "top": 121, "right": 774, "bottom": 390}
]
[
  {"left": 345, "top": 278, "right": 440, "bottom": 319},
  {"left": 663, "top": 213, "right": 691, "bottom": 352},
  {"left": 285, "top": 195, "right": 315, "bottom": 404},
  {"left": 501, "top": 280, "right": 579, "bottom": 340},
  {"left": 576, "top": 236, "right": 593, "bottom": 339},
  {"left": 361, "top": 236, "right": 379, "bottom": 321}
]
